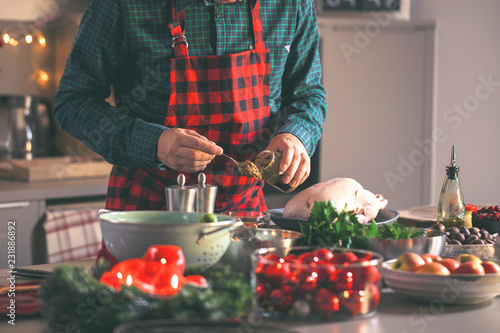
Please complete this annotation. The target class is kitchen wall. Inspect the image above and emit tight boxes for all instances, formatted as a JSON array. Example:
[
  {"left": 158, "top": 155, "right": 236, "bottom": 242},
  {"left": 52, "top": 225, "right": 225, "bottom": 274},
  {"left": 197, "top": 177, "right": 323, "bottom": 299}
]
[
  {"left": 318, "top": 0, "right": 500, "bottom": 208},
  {"left": 410, "top": 0, "right": 500, "bottom": 205}
]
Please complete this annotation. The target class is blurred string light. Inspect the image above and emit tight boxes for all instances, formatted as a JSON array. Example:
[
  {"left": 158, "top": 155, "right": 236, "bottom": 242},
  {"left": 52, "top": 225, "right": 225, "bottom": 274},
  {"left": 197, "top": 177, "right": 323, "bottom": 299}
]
[{"left": 0, "top": 29, "right": 47, "bottom": 48}]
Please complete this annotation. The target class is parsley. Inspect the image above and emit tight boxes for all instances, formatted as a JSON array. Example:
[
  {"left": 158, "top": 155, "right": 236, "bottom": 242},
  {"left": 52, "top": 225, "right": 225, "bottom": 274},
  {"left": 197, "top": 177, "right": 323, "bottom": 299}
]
[{"left": 295, "top": 200, "right": 423, "bottom": 247}]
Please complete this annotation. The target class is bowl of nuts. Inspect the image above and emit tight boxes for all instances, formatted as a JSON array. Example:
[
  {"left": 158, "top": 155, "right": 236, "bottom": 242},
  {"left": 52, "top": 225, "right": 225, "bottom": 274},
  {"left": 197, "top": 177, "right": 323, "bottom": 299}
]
[{"left": 429, "top": 223, "right": 498, "bottom": 261}]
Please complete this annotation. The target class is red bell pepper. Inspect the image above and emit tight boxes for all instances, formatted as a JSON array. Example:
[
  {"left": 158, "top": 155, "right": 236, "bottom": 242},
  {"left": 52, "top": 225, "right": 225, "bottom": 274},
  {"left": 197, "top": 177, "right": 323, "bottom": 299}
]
[{"left": 100, "top": 245, "right": 207, "bottom": 297}]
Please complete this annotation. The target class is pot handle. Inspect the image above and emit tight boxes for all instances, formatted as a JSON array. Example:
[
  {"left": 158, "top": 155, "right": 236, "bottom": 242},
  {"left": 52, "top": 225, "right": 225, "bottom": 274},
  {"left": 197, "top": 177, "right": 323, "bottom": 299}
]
[{"left": 197, "top": 221, "right": 247, "bottom": 244}]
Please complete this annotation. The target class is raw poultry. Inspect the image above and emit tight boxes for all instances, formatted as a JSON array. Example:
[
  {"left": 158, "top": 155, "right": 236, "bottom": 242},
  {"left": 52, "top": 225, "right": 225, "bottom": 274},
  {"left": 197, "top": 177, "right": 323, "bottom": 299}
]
[{"left": 282, "top": 178, "right": 388, "bottom": 223}]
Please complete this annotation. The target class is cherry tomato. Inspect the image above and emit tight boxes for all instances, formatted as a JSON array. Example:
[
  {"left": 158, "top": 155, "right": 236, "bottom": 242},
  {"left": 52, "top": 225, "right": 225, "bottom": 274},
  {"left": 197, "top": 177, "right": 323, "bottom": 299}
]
[
  {"left": 362, "top": 262, "right": 380, "bottom": 284},
  {"left": 356, "top": 252, "right": 373, "bottom": 260},
  {"left": 314, "top": 288, "right": 340, "bottom": 318},
  {"left": 265, "top": 254, "right": 282, "bottom": 263},
  {"left": 329, "top": 268, "right": 355, "bottom": 292},
  {"left": 256, "top": 283, "right": 272, "bottom": 303},
  {"left": 367, "top": 283, "right": 380, "bottom": 310},
  {"left": 284, "top": 254, "right": 301, "bottom": 266},
  {"left": 265, "top": 261, "right": 292, "bottom": 288},
  {"left": 270, "top": 287, "right": 294, "bottom": 312},
  {"left": 298, "top": 252, "right": 318, "bottom": 265},
  {"left": 339, "top": 289, "right": 368, "bottom": 316},
  {"left": 330, "top": 251, "right": 358, "bottom": 266},
  {"left": 312, "top": 248, "right": 335, "bottom": 262},
  {"left": 293, "top": 268, "right": 319, "bottom": 296},
  {"left": 315, "top": 260, "right": 336, "bottom": 283}
]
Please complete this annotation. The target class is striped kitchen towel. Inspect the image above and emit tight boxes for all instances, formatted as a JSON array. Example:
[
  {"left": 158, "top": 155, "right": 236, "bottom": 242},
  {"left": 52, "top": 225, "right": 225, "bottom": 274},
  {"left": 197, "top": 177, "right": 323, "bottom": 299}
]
[{"left": 43, "top": 208, "right": 102, "bottom": 263}]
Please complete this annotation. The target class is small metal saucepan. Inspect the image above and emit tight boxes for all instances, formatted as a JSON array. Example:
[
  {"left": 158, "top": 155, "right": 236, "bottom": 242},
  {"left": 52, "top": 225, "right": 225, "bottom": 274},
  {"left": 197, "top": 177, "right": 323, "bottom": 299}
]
[{"left": 219, "top": 228, "right": 301, "bottom": 278}]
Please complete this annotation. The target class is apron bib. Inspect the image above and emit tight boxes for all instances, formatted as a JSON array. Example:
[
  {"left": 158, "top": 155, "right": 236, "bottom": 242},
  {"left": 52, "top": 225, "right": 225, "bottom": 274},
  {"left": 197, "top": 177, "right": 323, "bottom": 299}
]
[{"left": 105, "top": 0, "right": 271, "bottom": 213}]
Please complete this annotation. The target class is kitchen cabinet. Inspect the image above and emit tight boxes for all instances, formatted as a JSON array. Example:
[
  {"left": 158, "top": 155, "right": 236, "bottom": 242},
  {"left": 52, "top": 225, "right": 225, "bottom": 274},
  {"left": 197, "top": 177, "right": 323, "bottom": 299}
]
[
  {"left": 318, "top": 17, "right": 436, "bottom": 210},
  {"left": 0, "top": 177, "right": 108, "bottom": 268}
]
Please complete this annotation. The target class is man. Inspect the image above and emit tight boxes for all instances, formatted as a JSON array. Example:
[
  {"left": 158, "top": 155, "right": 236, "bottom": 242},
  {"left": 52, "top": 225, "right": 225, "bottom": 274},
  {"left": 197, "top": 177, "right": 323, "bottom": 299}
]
[{"left": 55, "top": 0, "right": 327, "bottom": 213}]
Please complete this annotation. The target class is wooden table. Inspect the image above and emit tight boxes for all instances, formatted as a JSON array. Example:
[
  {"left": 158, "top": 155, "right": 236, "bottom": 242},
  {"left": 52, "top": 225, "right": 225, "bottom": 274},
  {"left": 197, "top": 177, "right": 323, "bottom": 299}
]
[{"left": 2, "top": 259, "right": 500, "bottom": 333}]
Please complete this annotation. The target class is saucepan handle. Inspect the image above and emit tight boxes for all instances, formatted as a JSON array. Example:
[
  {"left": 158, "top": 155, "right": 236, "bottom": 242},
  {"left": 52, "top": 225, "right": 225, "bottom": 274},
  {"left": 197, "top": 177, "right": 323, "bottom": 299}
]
[{"left": 197, "top": 221, "right": 246, "bottom": 244}]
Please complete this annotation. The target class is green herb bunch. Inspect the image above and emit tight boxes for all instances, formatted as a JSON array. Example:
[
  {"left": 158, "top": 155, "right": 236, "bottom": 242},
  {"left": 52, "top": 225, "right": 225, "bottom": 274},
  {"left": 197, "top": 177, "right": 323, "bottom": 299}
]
[{"left": 295, "top": 200, "right": 423, "bottom": 248}]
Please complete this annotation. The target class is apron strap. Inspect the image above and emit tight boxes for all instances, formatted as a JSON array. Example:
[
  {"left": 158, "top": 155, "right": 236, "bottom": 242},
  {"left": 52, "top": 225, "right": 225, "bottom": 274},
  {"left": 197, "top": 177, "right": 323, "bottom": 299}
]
[
  {"left": 168, "top": 0, "right": 188, "bottom": 58},
  {"left": 250, "top": 0, "right": 266, "bottom": 50},
  {"left": 168, "top": 0, "right": 266, "bottom": 56}
]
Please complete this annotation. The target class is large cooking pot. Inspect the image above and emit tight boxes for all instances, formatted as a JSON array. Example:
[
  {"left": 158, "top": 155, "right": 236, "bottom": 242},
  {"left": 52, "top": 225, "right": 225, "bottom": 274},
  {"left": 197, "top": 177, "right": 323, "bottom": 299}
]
[{"left": 0, "top": 95, "right": 57, "bottom": 159}]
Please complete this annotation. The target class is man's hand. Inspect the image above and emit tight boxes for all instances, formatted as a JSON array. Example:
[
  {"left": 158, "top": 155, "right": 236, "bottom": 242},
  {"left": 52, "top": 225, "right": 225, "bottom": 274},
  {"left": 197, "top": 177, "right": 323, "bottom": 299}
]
[
  {"left": 157, "top": 128, "right": 223, "bottom": 173},
  {"left": 265, "top": 133, "right": 310, "bottom": 188}
]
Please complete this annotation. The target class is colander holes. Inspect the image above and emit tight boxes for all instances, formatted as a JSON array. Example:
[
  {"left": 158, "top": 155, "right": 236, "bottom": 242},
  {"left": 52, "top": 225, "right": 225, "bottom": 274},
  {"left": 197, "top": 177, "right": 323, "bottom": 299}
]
[{"left": 203, "top": 251, "right": 207, "bottom": 255}]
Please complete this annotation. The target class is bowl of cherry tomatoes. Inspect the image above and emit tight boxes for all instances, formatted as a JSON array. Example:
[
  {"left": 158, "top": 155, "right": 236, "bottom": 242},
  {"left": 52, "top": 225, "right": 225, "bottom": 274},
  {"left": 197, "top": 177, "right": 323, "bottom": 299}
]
[{"left": 251, "top": 247, "right": 383, "bottom": 321}]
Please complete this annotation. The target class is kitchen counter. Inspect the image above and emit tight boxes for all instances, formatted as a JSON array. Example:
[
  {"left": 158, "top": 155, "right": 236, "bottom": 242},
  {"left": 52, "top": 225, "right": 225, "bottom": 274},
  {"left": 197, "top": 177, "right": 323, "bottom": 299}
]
[
  {"left": 1, "top": 259, "right": 500, "bottom": 333},
  {"left": 0, "top": 177, "right": 109, "bottom": 203}
]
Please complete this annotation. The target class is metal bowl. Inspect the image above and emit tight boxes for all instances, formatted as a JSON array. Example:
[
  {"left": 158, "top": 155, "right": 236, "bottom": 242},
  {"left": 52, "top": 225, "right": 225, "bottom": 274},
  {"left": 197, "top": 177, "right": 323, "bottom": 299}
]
[
  {"left": 350, "top": 228, "right": 447, "bottom": 260},
  {"left": 98, "top": 210, "right": 240, "bottom": 268},
  {"left": 220, "top": 228, "right": 301, "bottom": 276}
]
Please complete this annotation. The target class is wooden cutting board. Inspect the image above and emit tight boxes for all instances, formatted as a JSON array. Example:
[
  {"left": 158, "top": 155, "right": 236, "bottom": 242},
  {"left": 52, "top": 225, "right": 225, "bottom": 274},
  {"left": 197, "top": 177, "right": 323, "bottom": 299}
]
[
  {"left": 0, "top": 156, "right": 113, "bottom": 182},
  {"left": 398, "top": 204, "right": 492, "bottom": 228},
  {"left": 397, "top": 205, "right": 439, "bottom": 228}
]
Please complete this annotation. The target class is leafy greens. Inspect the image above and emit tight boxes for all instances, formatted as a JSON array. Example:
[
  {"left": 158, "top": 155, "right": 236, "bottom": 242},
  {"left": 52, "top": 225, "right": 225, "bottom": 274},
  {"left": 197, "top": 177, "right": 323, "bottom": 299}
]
[{"left": 295, "top": 200, "right": 423, "bottom": 247}]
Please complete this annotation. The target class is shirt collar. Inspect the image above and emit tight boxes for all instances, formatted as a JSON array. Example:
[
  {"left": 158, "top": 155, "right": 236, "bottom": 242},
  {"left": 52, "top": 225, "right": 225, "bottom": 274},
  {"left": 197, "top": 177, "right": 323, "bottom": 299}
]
[{"left": 176, "top": 0, "right": 256, "bottom": 12}]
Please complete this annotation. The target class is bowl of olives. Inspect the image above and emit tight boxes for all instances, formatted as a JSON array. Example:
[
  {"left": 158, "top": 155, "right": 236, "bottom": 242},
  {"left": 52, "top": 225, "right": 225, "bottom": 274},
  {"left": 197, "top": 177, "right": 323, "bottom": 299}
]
[{"left": 429, "top": 223, "right": 498, "bottom": 261}]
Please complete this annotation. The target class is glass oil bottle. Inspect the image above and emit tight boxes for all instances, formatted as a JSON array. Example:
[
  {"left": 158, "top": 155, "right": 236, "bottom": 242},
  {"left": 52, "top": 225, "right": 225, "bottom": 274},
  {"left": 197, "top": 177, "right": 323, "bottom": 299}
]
[{"left": 437, "top": 145, "right": 465, "bottom": 228}]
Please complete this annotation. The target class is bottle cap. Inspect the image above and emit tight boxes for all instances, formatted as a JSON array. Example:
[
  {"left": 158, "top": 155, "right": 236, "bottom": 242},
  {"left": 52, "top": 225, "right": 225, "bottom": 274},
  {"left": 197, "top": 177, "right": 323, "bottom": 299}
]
[{"left": 446, "top": 145, "right": 460, "bottom": 179}]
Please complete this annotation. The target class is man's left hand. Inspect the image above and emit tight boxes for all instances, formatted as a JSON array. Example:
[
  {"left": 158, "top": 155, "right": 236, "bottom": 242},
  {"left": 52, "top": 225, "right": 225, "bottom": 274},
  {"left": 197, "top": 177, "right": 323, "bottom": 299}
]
[{"left": 265, "top": 133, "right": 310, "bottom": 188}]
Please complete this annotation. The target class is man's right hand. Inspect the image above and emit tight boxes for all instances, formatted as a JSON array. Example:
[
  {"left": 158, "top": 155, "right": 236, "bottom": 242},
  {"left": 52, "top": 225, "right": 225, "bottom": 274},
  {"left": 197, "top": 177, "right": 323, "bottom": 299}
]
[{"left": 157, "top": 128, "right": 223, "bottom": 173}]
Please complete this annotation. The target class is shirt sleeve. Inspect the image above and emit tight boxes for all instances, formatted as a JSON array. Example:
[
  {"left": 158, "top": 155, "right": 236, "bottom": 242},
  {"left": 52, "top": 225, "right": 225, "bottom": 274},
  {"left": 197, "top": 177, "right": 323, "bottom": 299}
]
[
  {"left": 275, "top": 0, "right": 327, "bottom": 156},
  {"left": 54, "top": 0, "right": 167, "bottom": 168}
]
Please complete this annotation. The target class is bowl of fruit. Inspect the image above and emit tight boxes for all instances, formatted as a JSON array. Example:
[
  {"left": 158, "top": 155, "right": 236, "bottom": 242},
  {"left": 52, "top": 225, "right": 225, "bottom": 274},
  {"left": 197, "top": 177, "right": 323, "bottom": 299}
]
[
  {"left": 251, "top": 247, "right": 383, "bottom": 321},
  {"left": 382, "top": 252, "right": 500, "bottom": 305},
  {"left": 472, "top": 205, "right": 500, "bottom": 234}
]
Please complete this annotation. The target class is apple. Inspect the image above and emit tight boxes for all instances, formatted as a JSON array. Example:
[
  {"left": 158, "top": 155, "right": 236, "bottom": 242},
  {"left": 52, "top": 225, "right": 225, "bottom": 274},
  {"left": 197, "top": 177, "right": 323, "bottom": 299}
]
[
  {"left": 414, "top": 262, "right": 450, "bottom": 275},
  {"left": 438, "top": 258, "right": 460, "bottom": 273},
  {"left": 391, "top": 253, "right": 426, "bottom": 272},
  {"left": 481, "top": 261, "right": 500, "bottom": 274},
  {"left": 454, "top": 254, "right": 482, "bottom": 265},
  {"left": 421, "top": 253, "right": 442, "bottom": 264},
  {"left": 454, "top": 261, "right": 485, "bottom": 275}
]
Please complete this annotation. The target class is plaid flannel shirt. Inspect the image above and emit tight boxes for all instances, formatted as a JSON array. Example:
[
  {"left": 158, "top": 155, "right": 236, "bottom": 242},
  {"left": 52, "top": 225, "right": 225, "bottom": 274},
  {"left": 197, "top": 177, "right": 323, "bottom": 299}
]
[{"left": 55, "top": 0, "right": 327, "bottom": 167}]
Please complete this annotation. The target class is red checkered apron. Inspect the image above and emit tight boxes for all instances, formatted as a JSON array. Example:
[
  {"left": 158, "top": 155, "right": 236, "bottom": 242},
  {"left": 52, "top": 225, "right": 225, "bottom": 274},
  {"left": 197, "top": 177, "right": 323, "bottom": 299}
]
[{"left": 104, "top": 0, "right": 270, "bottom": 214}]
